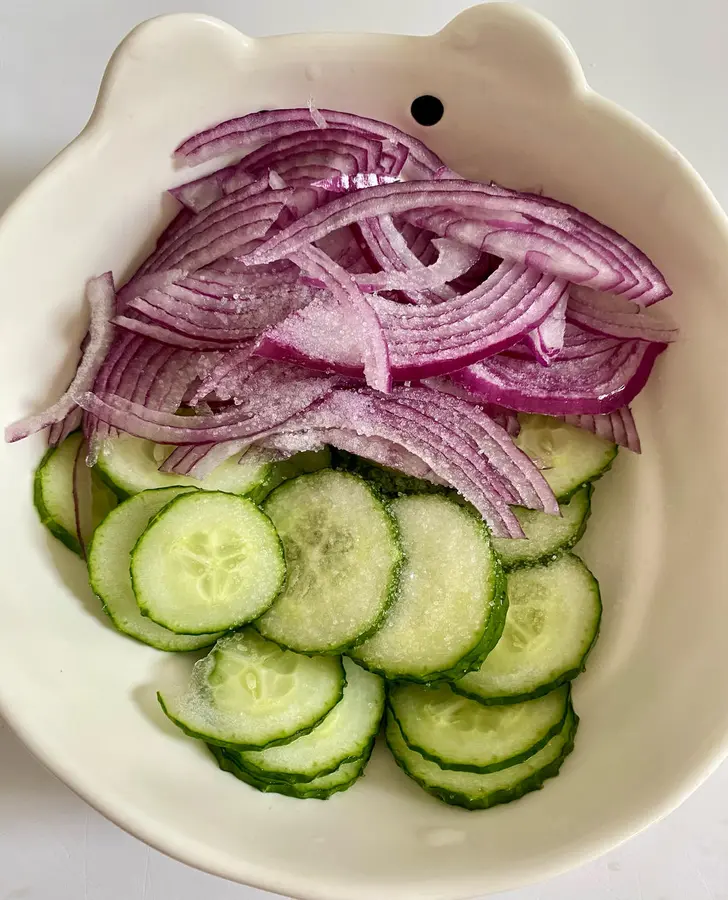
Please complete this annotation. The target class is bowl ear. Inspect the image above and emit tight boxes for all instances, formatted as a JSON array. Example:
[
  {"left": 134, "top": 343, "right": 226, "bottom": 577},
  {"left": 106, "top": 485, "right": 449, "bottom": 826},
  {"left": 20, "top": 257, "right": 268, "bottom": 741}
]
[
  {"left": 436, "top": 3, "right": 587, "bottom": 95},
  {"left": 90, "top": 14, "right": 257, "bottom": 137}
]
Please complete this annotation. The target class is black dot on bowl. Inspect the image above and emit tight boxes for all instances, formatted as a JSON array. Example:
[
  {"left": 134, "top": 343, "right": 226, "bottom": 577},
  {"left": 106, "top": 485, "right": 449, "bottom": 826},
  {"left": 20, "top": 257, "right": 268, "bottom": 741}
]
[{"left": 410, "top": 95, "right": 444, "bottom": 127}]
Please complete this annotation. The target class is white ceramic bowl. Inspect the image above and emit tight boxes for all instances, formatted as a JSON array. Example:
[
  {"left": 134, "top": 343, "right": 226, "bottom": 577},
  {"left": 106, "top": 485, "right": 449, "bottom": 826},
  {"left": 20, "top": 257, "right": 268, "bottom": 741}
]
[{"left": 2, "top": 4, "right": 728, "bottom": 898}]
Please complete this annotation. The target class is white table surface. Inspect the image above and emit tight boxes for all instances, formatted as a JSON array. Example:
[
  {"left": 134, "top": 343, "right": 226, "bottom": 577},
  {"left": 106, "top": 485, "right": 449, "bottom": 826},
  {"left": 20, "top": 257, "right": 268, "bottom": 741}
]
[{"left": 2, "top": 1, "right": 728, "bottom": 898}]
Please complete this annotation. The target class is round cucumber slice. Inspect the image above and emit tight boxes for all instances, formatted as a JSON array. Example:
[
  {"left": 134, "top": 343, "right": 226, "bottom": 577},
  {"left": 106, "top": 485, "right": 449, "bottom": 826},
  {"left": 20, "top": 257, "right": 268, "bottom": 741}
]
[
  {"left": 255, "top": 470, "right": 403, "bottom": 654},
  {"left": 386, "top": 703, "right": 578, "bottom": 809},
  {"left": 515, "top": 414, "right": 617, "bottom": 500},
  {"left": 238, "top": 658, "right": 384, "bottom": 782},
  {"left": 210, "top": 743, "right": 372, "bottom": 799},
  {"left": 88, "top": 486, "right": 221, "bottom": 651},
  {"left": 34, "top": 432, "right": 117, "bottom": 557},
  {"left": 34, "top": 433, "right": 86, "bottom": 555},
  {"left": 351, "top": 494, "right": 506, "bottom": 682},
  {"left": 131, "top": 491, "right": 285, "bottom": 635},
  {"left": 159, "top": 630, "right": 346, "bottom": 750},
  {"left": 491, "top": 485, "right": 592, "bottom": 569},
  {"left": 388, "top": 682, "right": 569, "bottom": 773},
  {"left": 95, "top": 434, "right": 277, "bottom": 498},
  {"left": 453, "top": 554, "right": 601, "bottom": 703}
]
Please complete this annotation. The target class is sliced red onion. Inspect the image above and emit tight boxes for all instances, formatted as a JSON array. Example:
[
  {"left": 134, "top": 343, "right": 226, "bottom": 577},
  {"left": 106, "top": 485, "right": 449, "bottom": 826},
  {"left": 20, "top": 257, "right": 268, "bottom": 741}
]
[
  {"left": 123, "top": 282, "right": 315, "bottom": 344},
  {"left": 144, "top": 179, "right": 272, "bottom": 272},
  {"left": 191, "top": 343, "right": 258, "bottom": 405},
  {"left": 354, "top": 238, "right": 479, "bottom": 293},
  {"left": 287, "top": 390, "right": 525, "bottom": 537},
  {"left": 257, "top": 262, "right": 569, "bottom": 380},
  {"left": 258, "top": 431, "right": 328, "bottom": 457},
  {"left": 312, "top": 173, "right": 400, "bottom": 192},
  {"left": 47, "top": 406, "right": 84, "bottom": 447},
  {"left": 156, "top": 209, "right": 194, "bottom": 249},
  {"left": 303, "top": 229, "right": 476, "bottom": 300},
  {"left": 392, "top": 387, "right": 557, "bottom": 513},
  {"left": 83, "top": 331, "right": 141, "bottom": 450},
  {"left": 508, "top": 322, "right": 623, "bottom": 361},
  {"left": 187, "top": 260, "right": 300, "bottom": 291},
  {"left": 138, "top": 182, "right": 286, "bottom": 279},
  {"left": 563, "top": 407, "right": 641, "bottom": 453},
  {"left": 308, "top": 98, "right": 328, "bottom": 130},
  {"left": 452, "top": 332, "right": 667, "bottom": 415},
  {"left": 112, "top": 315, "right": 233, "bottom": 350},
  {"left": 315, "top": 227, "right": 373, "bottom": 274},
  {"left": 268, "top": 170, "right": 287, "bottom": 190},
  {"left": 487, "top": 183, "right": 668, "bottom": 305},
  {"left": 363, "top": 217, "right": 449, "bottom": 304},
  {"left": 6, "top": 273, "right": 116, "bottom": 442},
  {"left": 420, "top": 377, "right": 520, "bottom": 437},
  {"left": 161, "top": 439, "right": 253, "bottom": 478},
  {"left": 268, "top": 426, "right": 446, "bottom": 484},
  {"left": 328, "top": 428, "right": 447, "bottom": 483},
  {"left": 245, "top": 180, "right": 670, "bottom": 302},
  {"left": 86, "top": 338, "right": 214, "bottom": 450},
  {"left": 159, "top": 205, "right": 286, "bottom": 275},
  {"left": 399, "top": 222, "right": 438, "bottom": 265},
  {"left": 9, "top": 110, "right": 668, "bottom": 528},
  {"left": 291, "top": 247, "right": 392, "bottom": 393},
  {"left": 567, "top": 287, "right": 679, "bottom": 343},
  {"left": 77, "top": 370, "right": 336, "bottom": 444},
  {"left": 521, "top": 291, "right": 567, "bottom": 365},
  {"left": 170, "top": 165, "right": 243, "bottom": 212},
  {"left": 381, "top": 142, "right": 410, "bottom": 177},
  {"left": 224, "top": 130, "right": 384, "bottom": 187},
  {"left": 175, "top": 108, "right": 444, "bottom": 178}
]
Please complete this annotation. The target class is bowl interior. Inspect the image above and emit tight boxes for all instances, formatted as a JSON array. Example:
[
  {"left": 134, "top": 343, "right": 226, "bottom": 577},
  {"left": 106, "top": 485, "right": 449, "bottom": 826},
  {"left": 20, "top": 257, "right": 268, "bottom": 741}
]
[{"left": 1, "top": 6, "right": 728, "bottom": 900}]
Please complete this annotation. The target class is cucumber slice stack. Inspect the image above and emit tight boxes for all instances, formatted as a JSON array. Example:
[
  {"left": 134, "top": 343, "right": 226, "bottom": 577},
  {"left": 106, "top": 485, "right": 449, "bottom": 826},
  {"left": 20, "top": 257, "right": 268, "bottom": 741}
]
[{"left": 33, "top": 412, "right": 613, "bottom": 808}]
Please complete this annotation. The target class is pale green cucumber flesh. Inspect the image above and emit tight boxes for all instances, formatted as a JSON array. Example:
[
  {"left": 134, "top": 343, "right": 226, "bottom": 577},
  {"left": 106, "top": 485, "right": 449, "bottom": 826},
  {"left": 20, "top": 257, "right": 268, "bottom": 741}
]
[
  {"left": 158, "top": 630, "right": 346, "bottom": 750},
  {"left": 492, "top": 485, "right": 592, "bottom": 569},
  {"left": 88, "top": 485, "right": 221, "bottom": 651},
  {"left": 95, "top": 434, "right": 277, "bottom": 498},
  {"left": 515, "top": 415, "right": 617, "bottom": 500},
  {"left": 352, "top": 494, "right": 506, "bottom": 682},
  {"left": 237, "top": 658, "right": 384, "bottom": 782},
  {"left": 453, "top": 554, "right": 601, "bottom": 703},
  {"left": 386, "top": 703, "right": 578, "bottom": 809},
  {"left": 34, "top": 432, "right": 118, "bottom": 556},
  {"left": 388, "top": 682, "right": 570, "bottom": 773},
  {"left": 255, "top": 470, "right": 402, "bottom": 654},
  {"left": 131, "top": 491, "right": 285, "bottom": 635}
]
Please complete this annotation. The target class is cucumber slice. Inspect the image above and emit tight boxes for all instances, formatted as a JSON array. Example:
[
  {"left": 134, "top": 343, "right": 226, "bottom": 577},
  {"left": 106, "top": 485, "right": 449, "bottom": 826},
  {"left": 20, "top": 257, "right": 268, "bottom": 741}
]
[
  {"left": 351, "top": 495, "right": 506, "bottom": 682},
  {"left": 255, "top": 471, "right": 402, "bottom": 654},
  {"left": 131, "top": 491, "right": 285, "bottom": 634},
  {"left": 453, "top": 554, "right": 601, "bottom": 704},
  {"left": 34, "top": 432, "right": 117, "bottom": 557},
  {"left": 158, "top": 630, "right": 346, "bottom": 750},
  {"left": 88, "top": 486, "right": 222, "bottom": 651},
  {"left": 210, "top": 742, "right": 372, "bottom": 799},
  {"left": 236, "top": 658, "right": 384, "bottom": 782},
  {"left": 386, "top": 702, "right": 578, "bottom": 809},
  {"left": 515, "top": 414, "right": 617, "bottom": 500},
  {"left": 388, "top": 682, "right": 569, "bottom": 773},
  {"left": 248, "top": 448, "right": 332, "bottom": 504},
  {"left": 331, "top": 448, "right": 450, "bottom": 498},
  {"left": 492, "top": 486, "right": 592, "bottom": 569},
  {"left": 95, "top": 434, "right": 278, "bottom": 498}
]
